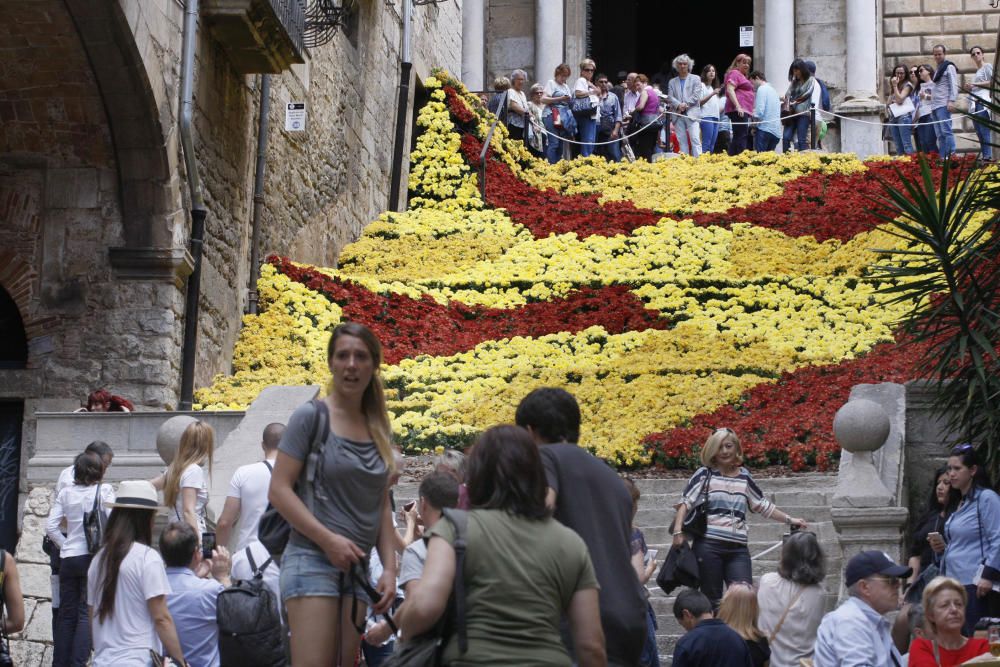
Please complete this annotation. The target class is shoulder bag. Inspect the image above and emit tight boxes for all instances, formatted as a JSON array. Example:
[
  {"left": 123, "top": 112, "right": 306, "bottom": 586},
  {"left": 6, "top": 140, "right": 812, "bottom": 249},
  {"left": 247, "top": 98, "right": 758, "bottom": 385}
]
[
  {"left": 382, "top": 508, "right": 470, "bottom": 667},
  {"left": 258, "top": 399, "right": 329, "bottom": 557},
  {"left": 83, "top": 483, "right": 106, "bottom": 554},
  {"left": 681, "top": 469, "right": 713, "bottom": 538},
  {"left": 767, "top": 585, "right": 804, "bottom": 643}
]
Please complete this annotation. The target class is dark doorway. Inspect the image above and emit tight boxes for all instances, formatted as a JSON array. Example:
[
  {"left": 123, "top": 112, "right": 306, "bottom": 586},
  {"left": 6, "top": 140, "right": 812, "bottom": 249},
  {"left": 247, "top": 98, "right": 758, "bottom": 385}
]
[
  {"left": 588, "top": 1, "right": 755, "bottom": 83},
  {"left": 0, "top": 286, "right": 25, "bottom": 551}
]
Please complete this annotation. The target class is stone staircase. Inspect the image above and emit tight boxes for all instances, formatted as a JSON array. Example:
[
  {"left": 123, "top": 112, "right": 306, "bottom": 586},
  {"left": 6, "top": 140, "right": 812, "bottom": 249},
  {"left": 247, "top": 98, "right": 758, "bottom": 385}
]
[{"left": 395, "top": 472, "right": 842, "bottom": 663}]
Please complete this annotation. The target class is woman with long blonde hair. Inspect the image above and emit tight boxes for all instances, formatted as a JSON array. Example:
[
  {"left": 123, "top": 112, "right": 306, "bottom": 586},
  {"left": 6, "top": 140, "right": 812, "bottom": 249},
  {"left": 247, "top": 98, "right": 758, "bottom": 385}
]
[
  {"left": 152, "top": 420, "right": 214, "bottom": 536},
  {"left": 269, "top": 322, "right": 398, "bottom": 666},
  {"left": 719, "top": 583, "right": 770, "bottom": 667}
]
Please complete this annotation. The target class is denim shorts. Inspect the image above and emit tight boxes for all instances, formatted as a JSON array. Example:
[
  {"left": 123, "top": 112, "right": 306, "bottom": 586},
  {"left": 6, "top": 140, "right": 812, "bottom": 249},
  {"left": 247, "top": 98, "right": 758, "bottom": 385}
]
[{"left": 279, "top": 542, "right": 371, "bottom": 604}]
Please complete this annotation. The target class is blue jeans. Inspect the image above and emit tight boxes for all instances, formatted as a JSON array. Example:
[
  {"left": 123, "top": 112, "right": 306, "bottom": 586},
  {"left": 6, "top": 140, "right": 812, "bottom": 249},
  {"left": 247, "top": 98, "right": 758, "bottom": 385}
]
[
  {"left": 692, "top": 537, "right": 752, "bottom": 610},
  {"left": 915, "top": 116, "right": 937, "bottom": 153},
  {"left": 890, "top": 112, "right": 915, "bottom": 155},
  {"left": 972, "top": 103, "right": 993, "bottom": 160},
  {"left": 932, "top": 106, "right": 956, "bottom": 157},
  {"left": 54, "top": 555, "right": 92, "bottom": 667},
  {"left": 362, "top": 638, "right": 395, "bottom": 666},
  {"left": 638, "top": 603, "right": 660, "bottom": 667},
  {"left": 596, "top": 130, "right": 621, "bottom": 162},
  {"left": 782, "top": 114, "right": 810, "bottom": 151},
  {"left": 576, "top": 115, "right": 597, "bottom": 157},
  {"left": 544, "top": 115, "right": 564, "bottom": 164},
  {"left": 755, "top": 131, "right": 779, "bottom": 152},
  {"left": 701, "top": 117, "right": 720, "bottom": 153}
]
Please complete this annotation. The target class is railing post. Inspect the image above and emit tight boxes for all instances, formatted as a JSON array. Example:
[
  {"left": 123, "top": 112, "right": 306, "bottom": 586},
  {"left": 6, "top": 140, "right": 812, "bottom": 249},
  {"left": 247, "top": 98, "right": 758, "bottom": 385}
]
[{"left": 810, "top": 104, "right": 817, "bottom": 150}]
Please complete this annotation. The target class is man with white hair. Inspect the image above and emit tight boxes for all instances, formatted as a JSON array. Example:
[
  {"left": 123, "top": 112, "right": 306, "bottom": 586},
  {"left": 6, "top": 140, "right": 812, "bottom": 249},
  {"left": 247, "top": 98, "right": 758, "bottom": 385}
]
[
  {"left": 813, "top": 550, "right": 912, "bottom": 666},
  {"left": 667, "top": 54, "right": 703, "bottom": 156}
]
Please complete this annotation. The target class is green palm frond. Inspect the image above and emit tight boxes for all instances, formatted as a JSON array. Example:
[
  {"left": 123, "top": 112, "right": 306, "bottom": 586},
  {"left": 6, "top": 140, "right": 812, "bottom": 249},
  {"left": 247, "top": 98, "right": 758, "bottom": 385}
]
[{"left": 870, "top": 151, "right": 1000, "bottom": 474}]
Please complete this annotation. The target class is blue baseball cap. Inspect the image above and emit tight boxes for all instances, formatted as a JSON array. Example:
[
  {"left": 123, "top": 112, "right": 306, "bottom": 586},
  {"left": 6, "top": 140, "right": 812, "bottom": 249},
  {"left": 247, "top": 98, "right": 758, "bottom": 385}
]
[{"left": 845, "top": 550, "right": 912, "bottom": 587}]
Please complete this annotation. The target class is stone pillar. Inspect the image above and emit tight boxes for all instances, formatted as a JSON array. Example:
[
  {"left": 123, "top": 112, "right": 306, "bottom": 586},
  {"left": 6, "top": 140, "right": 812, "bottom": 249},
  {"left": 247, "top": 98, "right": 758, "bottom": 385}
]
[
  {"left": 764, "top": 0, "right": 795, "bottom": 91},
  {"left": 837, "top": 0, "right": 883, "bottom": 157},
  {"left": 831, "top": 396, "right": 909, "bottom": 600},
  {"left": 535, "top": 0, "right": 564, "bottom": 87},
  {"left": 462, "top": 0, "right": 485, "bottom": 90}
]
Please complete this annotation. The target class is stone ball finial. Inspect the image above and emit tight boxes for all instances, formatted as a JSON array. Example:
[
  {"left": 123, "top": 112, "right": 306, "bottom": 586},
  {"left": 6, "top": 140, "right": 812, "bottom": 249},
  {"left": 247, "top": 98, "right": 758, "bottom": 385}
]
[
  {"left": 833, "top": 398, "right": 890, "bottom": 454},
  {"left": 156, "top": 415, "right": 197, "bottom": 465}
]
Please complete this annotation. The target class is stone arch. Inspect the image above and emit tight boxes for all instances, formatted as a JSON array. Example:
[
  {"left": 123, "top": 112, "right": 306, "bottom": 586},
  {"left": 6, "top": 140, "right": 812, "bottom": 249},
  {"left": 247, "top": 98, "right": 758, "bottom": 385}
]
[
  {"left": 62, "top": 0, "right": 177, "bottom": 250},
  {"left": 0, "top": 283, "right": 28, "bottom": 370},
  {"left": 0, "top": 252, "right": 56, "bottom": 365}
]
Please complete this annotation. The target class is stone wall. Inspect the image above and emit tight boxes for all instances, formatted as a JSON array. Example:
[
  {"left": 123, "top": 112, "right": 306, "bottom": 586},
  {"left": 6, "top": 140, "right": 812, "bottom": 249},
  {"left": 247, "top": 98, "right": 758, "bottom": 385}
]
[
  {"left": 883, "top": 0, "right": 997, "bottom": 152},
  {"left": 9, "top": 486, "right": 57, "bottom": 666}
]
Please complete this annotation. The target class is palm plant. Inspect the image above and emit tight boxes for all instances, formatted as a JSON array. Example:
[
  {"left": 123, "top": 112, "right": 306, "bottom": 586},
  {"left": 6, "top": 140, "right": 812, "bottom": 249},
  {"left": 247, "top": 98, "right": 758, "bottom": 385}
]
[{"left": 869, "top": 123, "right": 1000, "bottom": 473}]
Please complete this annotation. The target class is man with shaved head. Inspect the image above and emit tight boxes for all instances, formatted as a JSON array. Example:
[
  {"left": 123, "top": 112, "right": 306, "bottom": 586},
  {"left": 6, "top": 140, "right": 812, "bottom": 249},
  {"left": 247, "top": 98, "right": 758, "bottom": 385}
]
[{"left": 217, "top": 422, "right": 285, "bottom": 550}]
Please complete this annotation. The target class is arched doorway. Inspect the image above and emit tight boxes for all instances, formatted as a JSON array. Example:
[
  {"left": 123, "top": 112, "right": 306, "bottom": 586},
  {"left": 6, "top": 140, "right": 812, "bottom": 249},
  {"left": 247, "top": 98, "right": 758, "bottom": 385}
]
[
  {"left": 588, "top": 2, "right": 755, "bottom": 83},
  {"left": 0, "top": 286, "right": 26, "bottom": 551}
]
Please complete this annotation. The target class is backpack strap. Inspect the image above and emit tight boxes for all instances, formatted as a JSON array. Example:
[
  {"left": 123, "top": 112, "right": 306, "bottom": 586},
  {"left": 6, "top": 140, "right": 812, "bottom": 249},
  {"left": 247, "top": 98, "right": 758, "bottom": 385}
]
[
  {"left": 245, "top": 546, "right": 272, "bottom": 578},
  {"left": 302, "top": 399, "right": 330, "bottom": 515},
  {"left": 442, "top": 507, "right": 469, "bottom": 655},
  {"left": 263, "top": 461, "right": 273, "bottom": 473}
]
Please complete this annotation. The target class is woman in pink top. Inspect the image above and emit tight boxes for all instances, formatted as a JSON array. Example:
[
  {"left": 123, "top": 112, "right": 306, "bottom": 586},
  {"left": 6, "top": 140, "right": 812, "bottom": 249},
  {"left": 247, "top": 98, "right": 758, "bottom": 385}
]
[
  {"left": 724, "top": 54, "right": 755, "bottom": 155},
  {"left": 631, "top": 73, "right": 662, "bottom": 161}
]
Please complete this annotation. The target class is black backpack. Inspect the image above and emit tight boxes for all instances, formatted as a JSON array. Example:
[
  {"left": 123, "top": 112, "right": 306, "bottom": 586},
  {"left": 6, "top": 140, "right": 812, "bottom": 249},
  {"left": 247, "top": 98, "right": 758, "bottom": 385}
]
[{"left": 217, "top": 547, "right": 285, "bottom": 667}]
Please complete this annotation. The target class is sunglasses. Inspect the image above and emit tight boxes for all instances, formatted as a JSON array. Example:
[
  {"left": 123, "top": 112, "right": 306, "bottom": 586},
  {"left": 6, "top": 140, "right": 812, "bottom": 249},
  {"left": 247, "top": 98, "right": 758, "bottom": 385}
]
[
  {"left": 952, "top": 442, "right": 975, "bottom": 454},
  {"left": 714, "top": 427, "right": 736, "bottom": 436},
  {"left": 583, "top": 68, "right": 595, "bottom": 72}
]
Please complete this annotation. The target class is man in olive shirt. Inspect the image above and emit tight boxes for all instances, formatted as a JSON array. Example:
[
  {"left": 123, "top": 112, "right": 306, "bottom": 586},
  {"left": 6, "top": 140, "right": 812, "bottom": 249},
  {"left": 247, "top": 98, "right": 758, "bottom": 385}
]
[{"left": 516, "top": 387, "right": 647, "bottom": 667}]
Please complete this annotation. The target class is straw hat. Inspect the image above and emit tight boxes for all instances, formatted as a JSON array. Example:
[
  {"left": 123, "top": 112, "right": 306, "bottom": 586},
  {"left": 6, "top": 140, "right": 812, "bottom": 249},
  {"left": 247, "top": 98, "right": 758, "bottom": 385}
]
[{"left": 106, "top": 480, "right": 168, "bottom": 512}]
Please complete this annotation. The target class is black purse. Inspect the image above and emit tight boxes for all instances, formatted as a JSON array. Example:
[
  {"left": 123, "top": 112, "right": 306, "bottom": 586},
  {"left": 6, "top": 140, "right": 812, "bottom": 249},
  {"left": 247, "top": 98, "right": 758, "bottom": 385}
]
[
  {"left": 681, "top": 469, "right": 712, "bottom": 538},
  {"left": 258, "top": 399, "right": 329, "bottom": 557},
  {"left": 83, "top": 483, "right": 105, "bottom": 554}
]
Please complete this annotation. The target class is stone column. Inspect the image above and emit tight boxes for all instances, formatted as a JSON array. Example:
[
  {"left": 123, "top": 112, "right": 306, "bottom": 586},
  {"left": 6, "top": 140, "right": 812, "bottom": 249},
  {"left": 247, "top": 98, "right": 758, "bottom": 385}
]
[
  {"left": 462, "top": 0, "right": 485, "bottom": 91},
  {"left": 764, "top": 0, "right": 794, "bottom": 91},
  {"left": 837, "top": 0, "right": 883, "bottom": 158},
  {"left": 830, "top": 395, "right": 909, "bottom": 600},
  {"left": 535, "top": 0, "right": 564, "bottom": 87}
]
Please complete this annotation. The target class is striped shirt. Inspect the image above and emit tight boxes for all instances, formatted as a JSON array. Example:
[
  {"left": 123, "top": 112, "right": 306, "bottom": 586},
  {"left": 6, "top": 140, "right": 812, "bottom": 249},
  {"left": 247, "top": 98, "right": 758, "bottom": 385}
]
[{"left": 679, "top": 467, "right": 775, "bottom": 544}]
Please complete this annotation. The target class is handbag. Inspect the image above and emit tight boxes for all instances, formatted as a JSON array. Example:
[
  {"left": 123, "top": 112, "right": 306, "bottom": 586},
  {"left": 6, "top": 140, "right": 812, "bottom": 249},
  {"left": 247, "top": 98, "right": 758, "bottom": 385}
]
[
  {"left": 83, "top": 483, "right": 105, "bottom": 554},
  {"left": 383, "top": 509, "right": 469, "bottom": 667},
  {"left": 681, "top": 469, "right": 712, "bottom": 538},
  {"left": 572, "top": 95, "right": 596, "bottom": 115},
  {"left": 0, "top": 549, "right": 11, "bottom": 667},
  {"left": 258, "top": 399, "right": 329, "bottom": 557}
]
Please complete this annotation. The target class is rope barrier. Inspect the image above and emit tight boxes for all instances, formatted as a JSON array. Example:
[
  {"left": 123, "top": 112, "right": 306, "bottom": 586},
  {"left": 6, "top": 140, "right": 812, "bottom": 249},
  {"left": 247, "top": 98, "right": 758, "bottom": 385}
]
[{"left": 529, "top": 104, "right": 968, "bottom": 147}]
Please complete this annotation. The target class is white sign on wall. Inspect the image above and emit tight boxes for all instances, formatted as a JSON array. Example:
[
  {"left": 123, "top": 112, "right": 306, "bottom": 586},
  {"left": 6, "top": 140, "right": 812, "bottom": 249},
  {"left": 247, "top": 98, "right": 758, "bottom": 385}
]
[
  {"left": 739, "top": 26, "right": 754, "bottom": 48},
  {"left": 285, "top": 102, "right": 306, "bottom": 132}
]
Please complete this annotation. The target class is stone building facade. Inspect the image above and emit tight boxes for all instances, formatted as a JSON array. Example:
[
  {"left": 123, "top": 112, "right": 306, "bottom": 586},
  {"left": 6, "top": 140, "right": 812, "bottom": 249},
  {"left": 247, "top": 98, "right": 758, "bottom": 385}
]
[
  {"left": 0, "top": 0, "right": 461, "bottom": 551},
  {"left": 465, "top": 0, "right": 997, "bottom": 156}
]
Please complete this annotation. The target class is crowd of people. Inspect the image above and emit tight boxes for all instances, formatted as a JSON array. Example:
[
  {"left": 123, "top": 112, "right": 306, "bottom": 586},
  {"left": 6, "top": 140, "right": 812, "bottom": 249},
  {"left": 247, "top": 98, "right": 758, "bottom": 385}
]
[
  {"left": 2, "top": 323, "right": 998, "bottom": 666},
  {"left": 885, "top": 44, "right": 994, "bottom": 161},
  {"left": 488, "top": 43, "right": 993, "bottom": 165}
]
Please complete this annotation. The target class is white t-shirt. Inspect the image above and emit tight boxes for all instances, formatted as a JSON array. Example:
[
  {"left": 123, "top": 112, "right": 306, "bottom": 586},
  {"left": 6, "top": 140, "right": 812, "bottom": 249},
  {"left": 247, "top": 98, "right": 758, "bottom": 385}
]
[
  {"left": 226, "top": 458, "right": 275, "bottom": 551},
  {"left": 757, "top": 572, "right": 827, "bottom": 667},
  {"left": 701, "top": 88, "right": 722, "bottom": 119},
  {"left": 542, "top": 79, "right": 571, "bottom": 118},
  {"left": 399, "top": 538, "right": 427, "bottom": 591},
  {"left": 87, "top": 543, "right": 171, "bottom": 667},
  {"left": 231, "top": 539, "right": 281, "bottom": 621},
  {"left": 55, "top": 465, "right": 75, "bottom": 498},
  {"left": 46, "top": 483, "right": 116, "bottom": 558},
  {"left": 174, "top": 464, "right": 209, "bottom": 533}
]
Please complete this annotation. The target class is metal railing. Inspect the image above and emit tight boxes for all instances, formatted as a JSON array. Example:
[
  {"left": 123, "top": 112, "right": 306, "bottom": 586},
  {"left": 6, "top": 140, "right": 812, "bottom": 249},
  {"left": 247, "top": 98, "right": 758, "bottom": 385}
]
[{"left": 268, "top": 0, "right": 307, "bottom": 55}]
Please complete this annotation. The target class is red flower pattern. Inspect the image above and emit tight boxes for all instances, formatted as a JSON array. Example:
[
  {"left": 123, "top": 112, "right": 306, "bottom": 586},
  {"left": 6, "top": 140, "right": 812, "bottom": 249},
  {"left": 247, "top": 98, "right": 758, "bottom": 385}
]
[{"left": 268, "top": 255, "right": 669, "bottom": 365}]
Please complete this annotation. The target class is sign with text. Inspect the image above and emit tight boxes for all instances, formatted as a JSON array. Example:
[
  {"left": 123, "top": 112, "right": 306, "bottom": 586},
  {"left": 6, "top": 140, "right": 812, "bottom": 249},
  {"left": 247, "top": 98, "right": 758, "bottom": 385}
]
[
  {"left": 285, "top": 102, "right": 306, "bottom": 132},
  {"left": 739, "top": 26, "right": 754, "bottom": 47}
]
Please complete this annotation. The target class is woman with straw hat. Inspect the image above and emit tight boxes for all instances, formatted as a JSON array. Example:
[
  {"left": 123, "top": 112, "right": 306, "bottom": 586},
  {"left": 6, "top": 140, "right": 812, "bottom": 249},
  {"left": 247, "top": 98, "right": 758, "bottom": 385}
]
[{"left": 86, "top": 480, "right": 187, "bottom": 667}]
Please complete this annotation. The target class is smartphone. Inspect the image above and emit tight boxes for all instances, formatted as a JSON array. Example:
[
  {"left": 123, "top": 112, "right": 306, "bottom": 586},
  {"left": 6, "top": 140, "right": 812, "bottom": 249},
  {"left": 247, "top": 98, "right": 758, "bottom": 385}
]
[
  {"left": 403, "top": 501, "right": 416, "bottom": 512},
  {"left": 644, "top": 549, "right": 659, "bottom": 565},
  {"left": 202, "top": 531, "right": 216, "bottom": 560},
  {"left": 790, "top": 523, "right": 802, "bottom": 534},
  {"left": 927, "top": 531, "right": 943, "bottom": 542}
]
